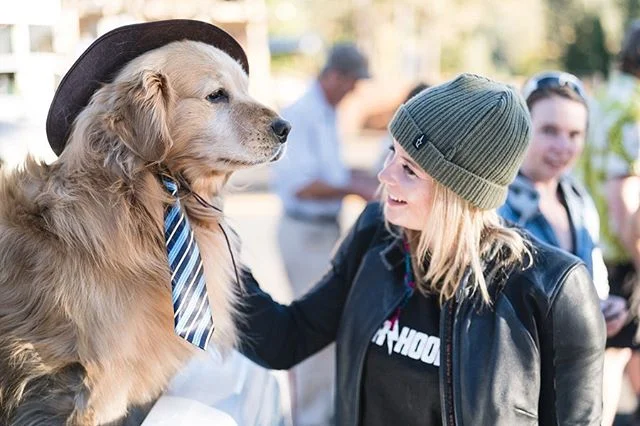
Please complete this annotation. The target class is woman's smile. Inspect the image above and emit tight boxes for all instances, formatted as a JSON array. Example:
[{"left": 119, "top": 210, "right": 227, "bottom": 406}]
[{"left": 387, "top": 194, "right": 408, "bottom": 206}]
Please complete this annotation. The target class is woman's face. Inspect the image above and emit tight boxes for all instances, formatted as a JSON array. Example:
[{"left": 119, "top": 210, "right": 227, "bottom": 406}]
[
  {"left": 520, "top": 95, "right": 588, "bottom": 183},
  {"left": 377, "top": 139, "right": 434, "bottom": 231}
]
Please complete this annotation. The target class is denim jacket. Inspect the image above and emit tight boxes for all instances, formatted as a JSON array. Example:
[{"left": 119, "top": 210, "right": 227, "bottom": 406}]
[{"left": 499, "top": 173, "right": 609, "bottom": 299}]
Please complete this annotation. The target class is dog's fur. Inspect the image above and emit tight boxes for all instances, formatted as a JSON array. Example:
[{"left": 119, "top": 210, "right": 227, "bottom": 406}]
[{"left": 0, "top": 40, "right": 286, "bottom": 425}]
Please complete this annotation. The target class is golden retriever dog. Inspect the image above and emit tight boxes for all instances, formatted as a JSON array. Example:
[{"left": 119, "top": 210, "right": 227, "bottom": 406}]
[{"left": 0, "top": 21, "right": 289, "bottom": 425}]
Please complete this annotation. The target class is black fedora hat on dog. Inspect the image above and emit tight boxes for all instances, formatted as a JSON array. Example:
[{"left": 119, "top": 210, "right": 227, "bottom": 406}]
[{"left": 46, "top": 19, "right": 249, "bottom": 157}]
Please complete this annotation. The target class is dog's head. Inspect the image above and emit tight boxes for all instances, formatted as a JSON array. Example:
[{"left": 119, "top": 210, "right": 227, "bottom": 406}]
[{"left": 64, "top": 39, "right": 289, "bottom": 186}]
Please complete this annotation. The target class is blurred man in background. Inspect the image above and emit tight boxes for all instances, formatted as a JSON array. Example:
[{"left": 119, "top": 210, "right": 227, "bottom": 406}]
[{"left": 270, "top": 42, "right": 377, "bottom": 425}]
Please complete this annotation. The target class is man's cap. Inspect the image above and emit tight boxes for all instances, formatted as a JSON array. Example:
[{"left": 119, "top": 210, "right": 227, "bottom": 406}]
[
  {"left": 46, "top": 19, "right": 249, "bottom": 156},
  {"left": 323, "top": 42, "right": 370, "bottom": 79}
]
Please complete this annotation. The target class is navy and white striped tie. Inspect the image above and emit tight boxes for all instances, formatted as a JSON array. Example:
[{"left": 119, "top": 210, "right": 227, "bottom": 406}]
[{"left": 162, "top": 176, "right": 214, "bottom": 350}]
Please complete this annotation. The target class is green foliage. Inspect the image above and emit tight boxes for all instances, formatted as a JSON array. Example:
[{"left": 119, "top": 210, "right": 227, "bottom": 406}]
[
  {"left": 621, "top": 0, "right": 640, "bottom": 28},
  {"left": 266, "top": 0, "right": 640, "bottom": 78}
]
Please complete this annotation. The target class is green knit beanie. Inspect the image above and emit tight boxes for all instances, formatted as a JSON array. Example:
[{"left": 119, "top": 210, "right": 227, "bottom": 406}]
[{"left": 388, "top": 73, "right": 532, "bottom": 210}]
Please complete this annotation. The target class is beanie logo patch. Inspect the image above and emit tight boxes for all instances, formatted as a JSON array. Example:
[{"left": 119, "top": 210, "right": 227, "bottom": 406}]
[{"left": 413, "top": 134, "right": 426, "bottom": 150}]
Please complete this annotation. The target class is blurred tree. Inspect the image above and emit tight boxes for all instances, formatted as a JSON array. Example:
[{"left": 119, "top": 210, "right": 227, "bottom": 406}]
[
  {"left": 621, "top": 0, "right": 640, "bottom": 28},
  {"left": 265, "top": 0, "right": 638, "bottom": 81},
  {"left": 544, "top": 0, "right": 579, "bottom": 64},
  {"left": 564, "top": 15, "right": 610, "bottom": 77}
]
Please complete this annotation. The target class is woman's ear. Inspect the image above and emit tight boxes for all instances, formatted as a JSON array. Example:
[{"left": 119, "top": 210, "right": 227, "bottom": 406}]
[{"left": 105, "top": 70, "right": 174, "bottom": 163}]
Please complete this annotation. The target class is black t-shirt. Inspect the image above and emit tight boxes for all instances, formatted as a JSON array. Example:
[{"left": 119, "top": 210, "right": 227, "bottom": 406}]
[{"left": 360, "top": 290, "right": 442, "bottom": 426}]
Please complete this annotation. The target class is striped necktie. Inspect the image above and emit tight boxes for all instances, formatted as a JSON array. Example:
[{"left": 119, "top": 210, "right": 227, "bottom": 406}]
[{"left": 162, "top": 176, "right": 214, "bottom": 350}]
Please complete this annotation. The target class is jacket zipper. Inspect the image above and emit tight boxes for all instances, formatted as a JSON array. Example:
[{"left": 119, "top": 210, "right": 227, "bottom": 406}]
[
  {"left": 444, "top": 299, "right": 457, "bottom": 426},
  {"left": 441, "top": 273, "right": 470, "bottom": 426}
]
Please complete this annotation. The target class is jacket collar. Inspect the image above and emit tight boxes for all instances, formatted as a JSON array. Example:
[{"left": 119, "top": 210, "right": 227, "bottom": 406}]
[
  {"left": 378, "top": 231, "right": 475, "bottom": 301},
  {"left": 379, "top": 234, "right": 404, "bottom": 271},
  {"left": 505, "top": 173, "right": 540, "bottom": 225},
  {"left": 506, "top": 173, "right": 574, "bottom": 225}
]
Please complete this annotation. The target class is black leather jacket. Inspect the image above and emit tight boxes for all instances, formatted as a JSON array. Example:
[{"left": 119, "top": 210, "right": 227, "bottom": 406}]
[{"left": 238, "top": 203, "right": 606, "bottom": 425}]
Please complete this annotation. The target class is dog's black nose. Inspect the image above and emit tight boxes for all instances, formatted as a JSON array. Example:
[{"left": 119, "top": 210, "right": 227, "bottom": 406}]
[{"left": 271, "top": 118, "right": 291, "bottom": 144}]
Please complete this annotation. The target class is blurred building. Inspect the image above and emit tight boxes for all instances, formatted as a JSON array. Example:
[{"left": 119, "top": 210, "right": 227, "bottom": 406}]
[
  {"left": 0, "top": 0, "right": 74, "bottom": 163},
  {"left": 0, "top": 0, "right": 272, "bottom": 166},
  {"left": 71, "top": 0, "right": 272, "bottom": 103}
]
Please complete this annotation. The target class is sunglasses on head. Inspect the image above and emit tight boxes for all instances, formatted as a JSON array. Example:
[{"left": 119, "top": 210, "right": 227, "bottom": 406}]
[{"left": 522, "top": 71, "right": 587, "bottom": 103}]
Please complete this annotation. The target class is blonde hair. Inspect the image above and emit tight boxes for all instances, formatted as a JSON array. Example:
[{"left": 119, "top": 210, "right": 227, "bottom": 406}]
[{"left": 386, "top": 181, "right": 531, "bottom": 305}]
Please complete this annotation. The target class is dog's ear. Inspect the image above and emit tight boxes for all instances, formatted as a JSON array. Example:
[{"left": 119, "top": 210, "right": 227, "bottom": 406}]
[{"left": 106, "top": 70, "right": 174, "bottom": 163}]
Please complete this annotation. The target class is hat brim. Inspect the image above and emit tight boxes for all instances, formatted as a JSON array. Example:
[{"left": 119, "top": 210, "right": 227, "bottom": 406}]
[{"left": 46, "top": 19, "right": 249, "bottom": 156}]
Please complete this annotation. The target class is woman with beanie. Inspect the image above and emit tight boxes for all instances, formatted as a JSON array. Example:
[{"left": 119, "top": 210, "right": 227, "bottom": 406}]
[{"left": 237, "top": 73, "right": 605, "bottom": 425}]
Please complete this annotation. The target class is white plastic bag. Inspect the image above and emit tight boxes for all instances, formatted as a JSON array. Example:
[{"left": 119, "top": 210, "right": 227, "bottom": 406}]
[
  {"left": 142, "top": 349, "right": 285, "bottom": 426},
  {"left": 142, "top": 396, "right": 237, "bottom": 426}
]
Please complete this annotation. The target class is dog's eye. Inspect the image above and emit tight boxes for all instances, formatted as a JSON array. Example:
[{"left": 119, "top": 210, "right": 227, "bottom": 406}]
[{"left": 206, "top": 89, "right": 229, "bottom": 103}]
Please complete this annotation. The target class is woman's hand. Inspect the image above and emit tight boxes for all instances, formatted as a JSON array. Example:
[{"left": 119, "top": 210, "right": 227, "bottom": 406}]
[{"left": 600, "top": 295, "right": 629, "bottom": 337}]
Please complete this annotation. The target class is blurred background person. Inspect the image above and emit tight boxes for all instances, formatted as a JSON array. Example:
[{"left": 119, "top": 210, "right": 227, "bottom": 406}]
[
  {"left": 269, "top": 42, "right": 378, "bottom": 426},
  {"left": 585, "top": 19, "right": 640, "bottom": 425},
  {"left": 499, "top": 70, "right": 627, "bottom": 426}
]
